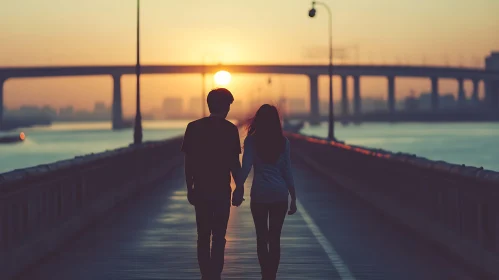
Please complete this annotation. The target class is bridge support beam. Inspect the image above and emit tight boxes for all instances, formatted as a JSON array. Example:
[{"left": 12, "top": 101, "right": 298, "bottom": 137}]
[
  {"left": 472, "top": 79, "right": 480, "bottom": 105},
  {"left": 308, "top": 75, "right": 320, "bottom": 125},
  {"left": 457, "top": 78, "right": 466, "bottom": 108},
  {"left": 387, "top": 76, "right": 395, "bottom": 114},
  {"left": 431, "top": 77, "right": 439, "bottom": 111},
  {"left": 341, "top": 76, "right": 350, "bottom": 117},
  {"left": 0, "top": 78, "right": 5, "bottom": 131},
  {"left": 485, "top": 80, "right": 499, "bottom": 110},
  {"left": 341, "top": 76, "right": 349, "bottom": 117},
  {"left": 112, "top": 74, "right": 124, "bottom": 130},
  {"left": 353, "top": 76, "right": 361, "bottom": 117},
  {"left": 496, "top": 81, "right": 499, "bottom": 110}
]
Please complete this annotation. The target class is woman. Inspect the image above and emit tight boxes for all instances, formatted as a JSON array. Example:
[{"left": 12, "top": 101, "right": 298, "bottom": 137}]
[{"left": 237, "top": 104, "right": 297, "bottom": 280}]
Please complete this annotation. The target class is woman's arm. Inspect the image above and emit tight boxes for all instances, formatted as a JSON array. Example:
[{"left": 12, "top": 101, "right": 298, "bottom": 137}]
[
  {"left": 238, "top": 136, "right": 254, "bottom": 187},
  {"left": 283, "top": 139, "right": 297, "bottom": 214},
  {"left": 283, "top": 139, "right": 295, "bottom": 192},
  {"left": 232, "top": 136, "right": 253, "bottom": 206}
]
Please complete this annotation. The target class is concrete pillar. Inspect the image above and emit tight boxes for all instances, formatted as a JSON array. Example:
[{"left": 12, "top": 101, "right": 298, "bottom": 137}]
[
  {"left": 387, "top": 76, "right": 395, "bottom": 114},
  {"left": 0, "top": 78, "right": 5, "bottom": 131},
  {"left": 484, "top": 80, "right": 491, "bottom": 108},
  {"left": 496, "top": 81, "right": 499, "bottom": 110},
  {"left": 472, "top": 79, "right": 480, "bottom": 104},
  {"left": 341, "top": 76, "right": 349, "bottom": 116},
  {"left": 431, "top": 77, "right": 439, "bottom": 111},
  {"left": 309, "top": 75, "right": 320, "bottom": 125},
  {"left": 457, "top": 78, "right": 466, "bottom": 108},
  {"left": 485, "top": 80, "right": 499, "bottom": 110},
  {"left": 353, "top": 76, "right": 361, "bottom": 116},
  {"left": 112, "top": 75, "right": 123, "bottom": 130}
]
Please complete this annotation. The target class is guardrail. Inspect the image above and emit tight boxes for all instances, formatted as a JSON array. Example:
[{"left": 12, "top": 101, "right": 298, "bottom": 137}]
[
  {"left": 0, "top": 137, "right": 184, "bottom": 280},
  {"left": 287, "top": 132, "right": 499, "bottom": 279}
]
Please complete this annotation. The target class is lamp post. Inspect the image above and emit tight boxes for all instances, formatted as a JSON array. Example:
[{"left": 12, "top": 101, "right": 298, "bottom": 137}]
[
  {"left": 309, "top": 1, "right": 335, "bottom": 140},
  {"left": 133, "top": 0, "right": 143, "bottom": 145}
]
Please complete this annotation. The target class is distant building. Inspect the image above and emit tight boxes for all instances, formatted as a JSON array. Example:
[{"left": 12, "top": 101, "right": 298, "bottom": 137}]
[
  {"left": 92, "top": 102, "right": 110, "bottom": 119},
  {"left": 404, "top": 96, "right": 419, "bottom": 111},
  {"left": 485, "top": 52, "right": 499, "bottom": 105},
  {"left": 74, "top": 110, "right": 92, "bottom": 119},
  {"left": 362, "top": 97, "right": 387, "bottom": 113},
  {"left": 188, "top": 97, "right": 203, "bottom": 117},
  {"left": 94, "top": 102, "right": 109, "bottom": 115},
  {"left": 319, "top": 100, "right": 342, "bottom": 116},
  {"left": 59, "top": 106, "right": 74, "bottom": 119},
  {"left": 41, "top": 105, "right": 57, "bottom": 119},
  {"left": 286, "top": 98, "right": 307, "bottom": 114},
  {"left": 19, "top": 106, "right": 40, "bottom": 116},
  {"left": 7, "top": 105, "right": 56, "bottom": 119},
  {"left": 485, "top": 52, "right": 499, "bottom": 70},
  {"left": 416, "top": 92, "right": 456, "bottom": 111},
  {"left": 418, "top": 93, "right": 432, "bottom": 110},
  {"left": 319, "top": 100, "right": 328, "bottom": 115},
  {"left": 162, "top": 97, "right": 183, "bottom": 118},
  {"left": 440, "top": 94, "right": 456, "bottom": 110}
]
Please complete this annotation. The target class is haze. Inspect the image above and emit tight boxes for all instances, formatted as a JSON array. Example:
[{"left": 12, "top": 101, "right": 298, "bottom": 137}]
[{"left": 1, "top": 0, "right": 497, "bottom": 116}]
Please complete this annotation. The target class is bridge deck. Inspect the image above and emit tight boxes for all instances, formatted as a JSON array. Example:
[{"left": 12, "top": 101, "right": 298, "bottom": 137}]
[{"left": 17, "top": 162, "right": 476, "bottom": 280}]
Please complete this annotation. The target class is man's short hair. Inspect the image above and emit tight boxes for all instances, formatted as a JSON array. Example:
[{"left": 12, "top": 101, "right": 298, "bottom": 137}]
[{"left": 207, "top": 88, "right": 234, "bottom": 114}]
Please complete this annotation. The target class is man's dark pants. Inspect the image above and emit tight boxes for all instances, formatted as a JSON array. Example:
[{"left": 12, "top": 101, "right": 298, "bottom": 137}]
[{"left": 195, "top": 198, "right": 230, "bottom": 280}]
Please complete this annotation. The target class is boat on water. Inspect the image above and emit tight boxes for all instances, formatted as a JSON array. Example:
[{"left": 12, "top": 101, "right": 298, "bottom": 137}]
[{"left": 0, "top": 132, "right": 25, "bottom": 144}]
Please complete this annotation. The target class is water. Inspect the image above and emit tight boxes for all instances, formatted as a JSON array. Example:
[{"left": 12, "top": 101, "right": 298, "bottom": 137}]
[
  {"left": 301, "top": 122, "right": 499, "bottom": 171},
  {"left": 1, "top": 121, "right": 498, "bottom": 174},
  {"left": 0, "top": 121, "right": 187, "bottom": 174}
]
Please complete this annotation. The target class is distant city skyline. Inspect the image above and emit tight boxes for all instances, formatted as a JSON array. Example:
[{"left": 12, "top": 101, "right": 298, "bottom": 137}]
[
  {"left": 5, "top": 87, "right": 487, "bottom": 122},
  {"left": 3, "top": 73, "right": 488, "bottom": 116}
]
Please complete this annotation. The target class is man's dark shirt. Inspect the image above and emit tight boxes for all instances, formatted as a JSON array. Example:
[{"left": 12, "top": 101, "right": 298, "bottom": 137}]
[{"left": 181, "top": 117, "right": 241, "bottom": 201}]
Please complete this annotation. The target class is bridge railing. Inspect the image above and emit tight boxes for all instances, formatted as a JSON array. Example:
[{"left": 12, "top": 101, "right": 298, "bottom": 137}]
[
  {"left": 287, "top": 133, "right": 499, "bottom": 278},
  {"left": 0, "top": 137, "right": 184, "bottom": 280}
]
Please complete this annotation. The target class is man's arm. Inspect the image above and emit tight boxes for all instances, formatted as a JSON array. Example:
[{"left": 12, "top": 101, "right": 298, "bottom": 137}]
[
  {"left": 230, "top": 153, "right": 242, "bottom": 188},
  {"left": 184, "top": 154, "right": 194, "bottom": 192},
  {"left": 230, "top": 126, "right": 244, "bottom": 206},
  {"left": 237, "top": 136, "right": 253, "bottom": 188},
  {"left": 230, "top": 154, "right": 244, "bottom": 206},
  {"left": 181, "top": 123, "right": 196, "bottom": 205}
]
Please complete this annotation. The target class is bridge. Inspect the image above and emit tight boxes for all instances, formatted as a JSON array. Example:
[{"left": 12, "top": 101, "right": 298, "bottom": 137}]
[
  {"left": 1, "top": 130, "right": 498, "bottom": 280},
  {"left": 1, "top": 63, "right": 499, "bottom": 129}
]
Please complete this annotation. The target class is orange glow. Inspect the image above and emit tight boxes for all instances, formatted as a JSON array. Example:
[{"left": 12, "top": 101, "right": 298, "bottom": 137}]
[
  {"left": 214, "top": 70, "right": 232, "bottom": 86},
  {"left": 286, "top": 132, "right": 391, "bottom": 159},
  {"left": 19, "top": 132, "right": 26, "bottom": 141},
  {"left": 1, "top": 0, "right": 497, "bottom": 112}
]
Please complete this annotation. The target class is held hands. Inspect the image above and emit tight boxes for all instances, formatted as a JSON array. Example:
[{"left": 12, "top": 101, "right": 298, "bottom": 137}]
[
  {"left": 288, "top": 199, "right": 297, "bottom": 215},
  {"left": 232, "top": 186, "right": 245, "bottom": 207}
]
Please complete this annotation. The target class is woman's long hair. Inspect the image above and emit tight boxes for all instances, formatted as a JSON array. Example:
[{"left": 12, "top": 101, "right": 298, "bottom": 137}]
[{"left": 247, "top": 104, "right": 285, "bottom": 164}]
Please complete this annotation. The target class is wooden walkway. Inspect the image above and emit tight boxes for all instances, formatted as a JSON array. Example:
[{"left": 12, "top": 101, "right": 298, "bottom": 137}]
[{"left": 17, "top": 163, "right": 477, "bottom": 280}]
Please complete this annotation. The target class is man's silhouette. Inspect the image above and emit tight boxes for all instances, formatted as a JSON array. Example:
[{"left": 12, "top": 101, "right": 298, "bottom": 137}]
[{"left": 181, "top": 88, "right": 244, "bottom": 280}]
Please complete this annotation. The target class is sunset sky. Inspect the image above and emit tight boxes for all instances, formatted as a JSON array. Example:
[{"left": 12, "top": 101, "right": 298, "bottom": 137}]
[{"left": 1, "top": 0, "right": 498, "bottom": 115}]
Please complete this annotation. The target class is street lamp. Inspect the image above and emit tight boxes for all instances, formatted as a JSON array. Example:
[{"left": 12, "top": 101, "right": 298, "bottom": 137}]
[
  {"left": 308, "top": 1, "right": 335, "bottom": 140},
  {"left": 133, "top": 0, "right": 143, "bottom": 145}
]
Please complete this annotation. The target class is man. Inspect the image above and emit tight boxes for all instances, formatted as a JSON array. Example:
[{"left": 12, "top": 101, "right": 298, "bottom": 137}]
[{"left": 181, "top": 88, "right": 244, "bottom": 280}]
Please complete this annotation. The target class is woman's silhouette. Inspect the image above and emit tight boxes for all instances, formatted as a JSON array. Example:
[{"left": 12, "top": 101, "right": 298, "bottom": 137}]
[{"left": 237, "top": 104, "right": 297, "bottom": 280}]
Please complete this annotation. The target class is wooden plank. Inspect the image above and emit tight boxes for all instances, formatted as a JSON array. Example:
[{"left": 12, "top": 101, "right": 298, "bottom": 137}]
[{"left": 16, "top": 166, "right": 338, "bottom": 280}]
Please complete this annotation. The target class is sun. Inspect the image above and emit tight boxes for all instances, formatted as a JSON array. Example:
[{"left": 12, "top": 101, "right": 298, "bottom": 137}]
[{"left": 214, "top": 70, "right": 232, "bottom": 86}]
